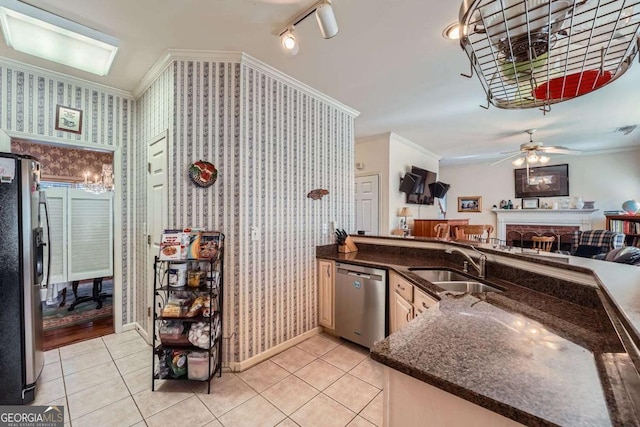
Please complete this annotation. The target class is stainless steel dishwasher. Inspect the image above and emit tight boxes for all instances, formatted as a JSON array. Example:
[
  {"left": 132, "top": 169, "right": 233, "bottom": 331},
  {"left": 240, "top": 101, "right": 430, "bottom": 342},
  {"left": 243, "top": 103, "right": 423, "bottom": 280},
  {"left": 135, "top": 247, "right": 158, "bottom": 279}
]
[{"left": 334, "top": 262, "right": 386, "bottom": 348}]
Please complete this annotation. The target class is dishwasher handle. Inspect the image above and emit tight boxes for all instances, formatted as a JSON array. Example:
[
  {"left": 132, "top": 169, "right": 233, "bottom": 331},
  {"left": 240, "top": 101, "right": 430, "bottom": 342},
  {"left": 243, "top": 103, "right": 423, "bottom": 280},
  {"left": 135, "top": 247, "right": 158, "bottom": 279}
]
[{"left": 342, "top": 271, "right": 383, "bottom": 281}]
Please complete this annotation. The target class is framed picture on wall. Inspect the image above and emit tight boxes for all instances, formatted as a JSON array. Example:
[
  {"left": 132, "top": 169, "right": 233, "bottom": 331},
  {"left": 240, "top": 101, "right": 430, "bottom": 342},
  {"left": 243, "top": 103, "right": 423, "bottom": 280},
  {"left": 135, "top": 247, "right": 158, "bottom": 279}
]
[
  {"left": 514, "top": 164, "right": 569, "bottom": 198},
  {"left": 458, "top": 196, "right": 482, "bottom": 212},
  {"left": 55, "top": 105, "right": 83, "bottom": 134}
]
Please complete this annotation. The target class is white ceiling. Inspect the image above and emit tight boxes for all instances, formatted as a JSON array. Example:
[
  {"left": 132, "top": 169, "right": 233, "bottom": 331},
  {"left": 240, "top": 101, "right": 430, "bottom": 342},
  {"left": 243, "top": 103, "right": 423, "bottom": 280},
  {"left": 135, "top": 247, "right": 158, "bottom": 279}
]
[{"left": 4, "top": 0, "right": 640, "bottom": 163}]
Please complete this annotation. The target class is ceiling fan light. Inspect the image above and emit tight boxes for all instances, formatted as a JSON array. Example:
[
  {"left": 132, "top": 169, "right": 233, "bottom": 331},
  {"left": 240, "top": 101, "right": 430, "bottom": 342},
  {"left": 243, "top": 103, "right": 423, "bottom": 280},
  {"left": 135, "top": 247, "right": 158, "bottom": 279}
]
[
  {"left": 280, "top": 27, "right": 298, "bottom": 55},
  {"left": 539, "top": 155, "right": 550, "bottom": 164},
  {"left": 512, "top": 157, "right": 525, "bottom": 167},
  {"left": 527, "top": 153, "right": 539, "bottom": 164}
]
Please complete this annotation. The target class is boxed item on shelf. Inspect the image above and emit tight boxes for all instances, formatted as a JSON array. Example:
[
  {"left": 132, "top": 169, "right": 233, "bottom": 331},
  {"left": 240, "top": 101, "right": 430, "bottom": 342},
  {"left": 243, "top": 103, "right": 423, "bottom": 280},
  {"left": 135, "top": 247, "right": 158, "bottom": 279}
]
[
  {"left": 187, "top": 351, "right": 214, "bottom": 380},
  {"left": 159, "top": 229, "right": 188, "bottom": 261},
  {"left": 199, "top": 231, "right": 221, "bottom": 260},
  {"left": 186, "top": 229, "right": 202, "bottom": 259}
]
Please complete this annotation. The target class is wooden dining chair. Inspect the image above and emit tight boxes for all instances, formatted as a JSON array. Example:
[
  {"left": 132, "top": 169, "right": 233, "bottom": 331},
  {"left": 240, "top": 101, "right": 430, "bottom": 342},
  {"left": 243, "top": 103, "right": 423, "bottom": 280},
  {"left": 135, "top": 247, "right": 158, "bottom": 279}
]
[
  {"left": 532, "top": 235, "right": 555, "bottom": 252},
  {"left": 434, "top": 223, "right": 450, "bottom": 239},
  {"left": 455, "top": 225, "right": 494, "bottom": 242}
]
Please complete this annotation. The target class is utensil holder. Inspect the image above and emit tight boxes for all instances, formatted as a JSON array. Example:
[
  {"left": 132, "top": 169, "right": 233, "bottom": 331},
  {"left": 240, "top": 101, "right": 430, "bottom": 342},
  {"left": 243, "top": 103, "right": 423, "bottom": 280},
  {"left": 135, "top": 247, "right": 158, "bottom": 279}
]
[{"left": 338, "top": 236, "right": 358, "bottom": 253}]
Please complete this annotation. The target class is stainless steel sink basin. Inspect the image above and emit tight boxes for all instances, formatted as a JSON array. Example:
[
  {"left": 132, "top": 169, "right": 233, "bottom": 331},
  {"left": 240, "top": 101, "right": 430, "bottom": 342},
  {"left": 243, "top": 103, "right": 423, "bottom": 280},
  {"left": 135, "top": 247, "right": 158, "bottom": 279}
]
[
  {"left": 408, "top": 269, "right": 470, "bottom": 282},
  {"left": 432, "top": 281, "right": 504, "bottom": 294},
  {"left": 408, "top": 268, "right": 504, "bottom": 293}
]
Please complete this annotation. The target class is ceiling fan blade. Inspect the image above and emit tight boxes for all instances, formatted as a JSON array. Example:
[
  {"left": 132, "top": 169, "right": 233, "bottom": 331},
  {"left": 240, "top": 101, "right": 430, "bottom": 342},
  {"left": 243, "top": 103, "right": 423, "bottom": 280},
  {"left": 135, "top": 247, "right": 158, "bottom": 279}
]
[
  {"left": 490, "top": 152, "right": 522, "bottom": 166},
  {"left": 499, "top": 149, "right": 522, "bottom": 155},
  {"left": 539, "top": 146, "right": 582, "bottom": 155}
]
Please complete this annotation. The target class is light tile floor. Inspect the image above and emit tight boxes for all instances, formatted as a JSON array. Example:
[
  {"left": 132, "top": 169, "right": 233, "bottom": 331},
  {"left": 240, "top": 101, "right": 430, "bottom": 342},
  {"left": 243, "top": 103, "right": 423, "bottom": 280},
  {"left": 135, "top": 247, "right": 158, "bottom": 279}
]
[{"left": 36, "top": 331, "right": 384, "bottom": 427}]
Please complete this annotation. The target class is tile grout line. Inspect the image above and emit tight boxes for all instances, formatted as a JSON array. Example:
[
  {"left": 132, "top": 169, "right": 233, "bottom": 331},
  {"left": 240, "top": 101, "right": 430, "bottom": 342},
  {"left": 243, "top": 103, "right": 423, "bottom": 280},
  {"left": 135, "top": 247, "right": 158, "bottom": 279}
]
[{"left": 103, "top": 335, "right": 148, "bottom": 426}]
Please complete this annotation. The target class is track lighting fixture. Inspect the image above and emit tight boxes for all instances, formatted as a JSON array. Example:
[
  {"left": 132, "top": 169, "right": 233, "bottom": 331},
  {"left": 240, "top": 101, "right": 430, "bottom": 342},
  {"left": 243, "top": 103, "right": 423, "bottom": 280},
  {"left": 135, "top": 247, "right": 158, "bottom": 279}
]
[
  {"left": 280, "top": 27, "right": 298, "bottom": 55},
  {"left": 278, "top": 0, "right": 338, "bottom": 54},
  {"left": 315, "top": 1, "right": 338, "bottom": 39}
]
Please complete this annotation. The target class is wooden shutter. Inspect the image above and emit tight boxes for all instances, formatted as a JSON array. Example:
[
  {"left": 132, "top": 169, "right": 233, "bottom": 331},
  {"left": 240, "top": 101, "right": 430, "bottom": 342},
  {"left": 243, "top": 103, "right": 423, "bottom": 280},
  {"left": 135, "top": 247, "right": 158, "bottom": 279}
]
[{"left": 67, "top": 189, "right": 114, "bottom": 281}]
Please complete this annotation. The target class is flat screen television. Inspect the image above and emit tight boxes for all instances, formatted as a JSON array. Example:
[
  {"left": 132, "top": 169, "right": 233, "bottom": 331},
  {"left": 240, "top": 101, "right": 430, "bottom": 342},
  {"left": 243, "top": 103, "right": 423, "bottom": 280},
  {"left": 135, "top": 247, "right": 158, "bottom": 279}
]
[{"left": 406, "top": 166, "right": 437, "bottom": 205}]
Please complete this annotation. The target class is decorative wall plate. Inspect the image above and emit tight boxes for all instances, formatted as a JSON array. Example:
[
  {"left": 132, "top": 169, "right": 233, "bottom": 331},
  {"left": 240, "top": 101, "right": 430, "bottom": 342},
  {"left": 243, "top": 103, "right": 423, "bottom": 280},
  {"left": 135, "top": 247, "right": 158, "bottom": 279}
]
[{"left": 189, "top": 161, "right": 218, "bottom": 188}]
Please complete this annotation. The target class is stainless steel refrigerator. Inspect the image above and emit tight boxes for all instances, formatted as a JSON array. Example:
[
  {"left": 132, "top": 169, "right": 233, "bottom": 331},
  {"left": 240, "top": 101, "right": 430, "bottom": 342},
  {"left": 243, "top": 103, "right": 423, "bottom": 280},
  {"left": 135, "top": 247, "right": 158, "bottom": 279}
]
[{"left": 0, "top": 152, "right": 48, "bottom": 404}]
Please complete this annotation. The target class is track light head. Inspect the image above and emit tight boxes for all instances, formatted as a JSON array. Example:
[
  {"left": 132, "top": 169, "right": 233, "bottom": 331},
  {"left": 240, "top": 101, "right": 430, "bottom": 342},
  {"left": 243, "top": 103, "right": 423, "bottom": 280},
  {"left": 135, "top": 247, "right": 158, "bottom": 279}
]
[
  {"left": 315, "top": 1, "right": 338, "bottom": 39},
  {"left": 280, "top": 27, "right": 299, "bottom": 55}
]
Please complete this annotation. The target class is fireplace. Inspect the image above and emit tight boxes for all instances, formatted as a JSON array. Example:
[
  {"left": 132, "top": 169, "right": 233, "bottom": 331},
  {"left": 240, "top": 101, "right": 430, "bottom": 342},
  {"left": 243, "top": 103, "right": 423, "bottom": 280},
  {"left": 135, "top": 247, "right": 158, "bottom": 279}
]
[
  {"left": 505, "top": 224, "right": 578, "bottom": 251},
  {"left": 493, "top": 208, "right": 597, "bottom": 249}
]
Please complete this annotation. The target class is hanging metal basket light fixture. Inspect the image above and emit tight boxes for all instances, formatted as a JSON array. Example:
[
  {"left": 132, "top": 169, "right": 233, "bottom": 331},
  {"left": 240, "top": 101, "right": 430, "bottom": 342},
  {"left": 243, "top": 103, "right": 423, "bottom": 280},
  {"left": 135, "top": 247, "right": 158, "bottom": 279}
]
[{"left": 458, "top": 0, "right": 640, "bottom": 112}]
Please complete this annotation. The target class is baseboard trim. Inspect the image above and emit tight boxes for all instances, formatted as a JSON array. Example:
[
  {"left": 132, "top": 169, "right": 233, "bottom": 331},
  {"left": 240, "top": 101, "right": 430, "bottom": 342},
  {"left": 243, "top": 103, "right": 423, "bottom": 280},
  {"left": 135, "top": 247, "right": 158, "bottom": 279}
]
[
  {"left": 123, "top": 322, "right": 149, "bottom": 342},
  {"left": 228, "top": 327, "right": 322, "bottom": 372}
]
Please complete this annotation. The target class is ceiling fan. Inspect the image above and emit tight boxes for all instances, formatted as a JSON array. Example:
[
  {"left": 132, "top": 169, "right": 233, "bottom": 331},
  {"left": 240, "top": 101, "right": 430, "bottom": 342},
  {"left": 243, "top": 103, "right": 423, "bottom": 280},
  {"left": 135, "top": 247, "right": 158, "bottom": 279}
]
[{"left": 490, "top": 129, "right": 582, "bottom": 167}]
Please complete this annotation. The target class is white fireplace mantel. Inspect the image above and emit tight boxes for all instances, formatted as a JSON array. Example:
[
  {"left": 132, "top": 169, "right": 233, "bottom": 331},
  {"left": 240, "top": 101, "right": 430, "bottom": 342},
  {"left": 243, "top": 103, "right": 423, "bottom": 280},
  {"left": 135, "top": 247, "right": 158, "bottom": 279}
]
[{"left": 492, "top": 209, "right": 599, "bottom": 241}]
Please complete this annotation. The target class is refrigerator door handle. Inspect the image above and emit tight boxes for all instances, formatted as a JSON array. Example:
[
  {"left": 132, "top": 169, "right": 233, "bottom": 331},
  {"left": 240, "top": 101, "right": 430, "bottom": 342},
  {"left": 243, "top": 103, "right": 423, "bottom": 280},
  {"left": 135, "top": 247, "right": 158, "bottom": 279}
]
[{"left": 39, "top": 191, "right": 51, "bottom": 288}]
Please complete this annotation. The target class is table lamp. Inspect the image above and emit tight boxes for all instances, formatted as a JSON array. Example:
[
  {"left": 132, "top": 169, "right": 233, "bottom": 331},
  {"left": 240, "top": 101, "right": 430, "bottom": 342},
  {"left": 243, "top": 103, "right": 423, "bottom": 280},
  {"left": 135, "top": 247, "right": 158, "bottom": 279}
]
[{"left": 399, "top": 207, "right": 413, "bottom": 236}]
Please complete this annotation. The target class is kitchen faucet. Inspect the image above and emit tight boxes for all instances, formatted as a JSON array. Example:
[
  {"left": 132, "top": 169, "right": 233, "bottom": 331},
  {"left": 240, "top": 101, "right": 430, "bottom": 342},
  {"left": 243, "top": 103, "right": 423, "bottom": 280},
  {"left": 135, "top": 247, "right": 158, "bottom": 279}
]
[{"left": 445, "top": 246, "right": 487, "bottom": 279}]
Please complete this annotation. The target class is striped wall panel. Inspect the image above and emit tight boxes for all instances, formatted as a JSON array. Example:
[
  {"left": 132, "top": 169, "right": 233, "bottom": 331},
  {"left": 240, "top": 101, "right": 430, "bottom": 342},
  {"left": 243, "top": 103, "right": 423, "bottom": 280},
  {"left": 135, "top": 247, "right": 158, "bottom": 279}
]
[
  {"left": 173, "top": 59, "right": 355, "bottom": 363},
  {"left": 134, "top": 66, "right": 174, "bottom": 333},
  {"left": 0, "top": 59, "right": 135, "bottom": 324}
]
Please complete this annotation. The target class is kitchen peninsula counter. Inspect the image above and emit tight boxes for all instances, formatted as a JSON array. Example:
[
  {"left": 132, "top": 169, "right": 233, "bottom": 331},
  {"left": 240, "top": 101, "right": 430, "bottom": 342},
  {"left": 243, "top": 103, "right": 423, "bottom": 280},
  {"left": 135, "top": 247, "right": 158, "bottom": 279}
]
[{"left": 317, "top": 236, "right": 640, "bottom": 426}]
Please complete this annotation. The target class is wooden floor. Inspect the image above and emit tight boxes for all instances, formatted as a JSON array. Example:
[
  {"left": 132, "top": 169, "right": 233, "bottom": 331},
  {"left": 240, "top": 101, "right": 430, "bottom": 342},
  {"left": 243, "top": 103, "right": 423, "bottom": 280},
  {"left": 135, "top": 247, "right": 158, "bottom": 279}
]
[{"left": 43, "top": 316, "right": 114, "bottom": 351}]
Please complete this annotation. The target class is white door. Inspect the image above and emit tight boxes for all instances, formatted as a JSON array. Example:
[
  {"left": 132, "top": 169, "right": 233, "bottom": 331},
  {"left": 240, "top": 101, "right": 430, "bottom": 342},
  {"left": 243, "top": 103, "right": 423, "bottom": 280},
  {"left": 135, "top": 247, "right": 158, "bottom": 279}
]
[
  {"left": 355, "top": 174, "right": 379, "bottom": 235},
  {"left": 147, "top": 131, "right": 169, "bottom": 341}
]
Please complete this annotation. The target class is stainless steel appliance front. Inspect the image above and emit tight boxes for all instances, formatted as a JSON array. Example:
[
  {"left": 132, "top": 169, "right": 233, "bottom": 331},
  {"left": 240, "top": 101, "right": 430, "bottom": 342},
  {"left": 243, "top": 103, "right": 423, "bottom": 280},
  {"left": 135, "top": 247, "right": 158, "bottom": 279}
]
[{"left": 334, "top": 262, "right": 386, "bottom": 349}]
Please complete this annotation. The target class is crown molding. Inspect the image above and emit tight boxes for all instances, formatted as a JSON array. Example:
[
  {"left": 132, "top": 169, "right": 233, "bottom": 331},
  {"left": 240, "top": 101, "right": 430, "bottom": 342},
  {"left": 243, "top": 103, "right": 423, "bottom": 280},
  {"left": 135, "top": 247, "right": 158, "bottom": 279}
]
[
  {"left": 132, "top": 49, "right": 360, "bottom": 117},
  {"left": 132, "top": 50, "right": 243, "bottom": 98},
  {"left": 239, "top": 53, "right": 359, "bottom": 117},
  {"left": 389, "top": 132, "right": 441, "bottom": 160},
  {"left": 0, "top": 56, "right": 132, "bottom": 98}
]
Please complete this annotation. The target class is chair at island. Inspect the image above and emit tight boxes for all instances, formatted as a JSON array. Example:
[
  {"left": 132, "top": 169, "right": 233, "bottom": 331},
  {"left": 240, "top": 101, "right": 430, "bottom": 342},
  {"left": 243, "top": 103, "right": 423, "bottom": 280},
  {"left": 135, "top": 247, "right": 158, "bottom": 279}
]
[
  {"left": 532, "top": 235, "right": 555, "bottom": 252},
  {"left": 434, "top": 223, "right": 450, "bottom": 239},
  {"left": 455, "top": 224, "right": 494, "bottom": 243}
]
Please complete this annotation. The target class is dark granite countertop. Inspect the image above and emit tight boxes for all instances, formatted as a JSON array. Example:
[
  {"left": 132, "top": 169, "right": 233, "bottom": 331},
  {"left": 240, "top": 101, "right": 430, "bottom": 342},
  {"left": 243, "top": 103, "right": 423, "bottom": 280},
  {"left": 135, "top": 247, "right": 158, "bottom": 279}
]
[{"left": 317, "top": 240, "right": 640, "bottom": 426}]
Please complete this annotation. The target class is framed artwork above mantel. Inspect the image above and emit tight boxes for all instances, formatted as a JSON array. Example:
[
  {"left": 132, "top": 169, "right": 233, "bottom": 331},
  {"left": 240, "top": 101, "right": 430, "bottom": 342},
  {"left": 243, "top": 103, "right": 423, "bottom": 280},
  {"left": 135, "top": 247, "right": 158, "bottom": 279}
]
[{"left": 515, "top": 164, "right": 569, "bottom": 198}]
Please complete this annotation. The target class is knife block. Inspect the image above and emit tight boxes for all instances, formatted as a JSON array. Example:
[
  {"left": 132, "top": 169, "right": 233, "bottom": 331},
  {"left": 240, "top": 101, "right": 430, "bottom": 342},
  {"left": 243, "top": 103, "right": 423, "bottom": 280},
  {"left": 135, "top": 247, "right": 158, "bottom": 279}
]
[{"left": 338, "top": 236, "right": 358, "bottom": 253}]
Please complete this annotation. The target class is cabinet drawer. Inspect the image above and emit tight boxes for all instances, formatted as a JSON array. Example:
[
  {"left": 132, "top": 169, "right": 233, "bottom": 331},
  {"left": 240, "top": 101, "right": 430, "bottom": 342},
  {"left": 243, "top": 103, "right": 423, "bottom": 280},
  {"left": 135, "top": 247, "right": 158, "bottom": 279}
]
[
  {"left": 392, "top": 275, "right": 413, "bottom": 302},
  {"left": 413, "top": 288, "right": 437, "bottom": 316}
]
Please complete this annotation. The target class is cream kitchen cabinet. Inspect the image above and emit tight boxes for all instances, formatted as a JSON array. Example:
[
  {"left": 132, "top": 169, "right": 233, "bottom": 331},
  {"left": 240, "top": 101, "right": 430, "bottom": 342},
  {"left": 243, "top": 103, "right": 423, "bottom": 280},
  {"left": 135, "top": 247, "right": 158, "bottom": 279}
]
[
  {"left": 391, "top": 291, "right": 414, "bottom": 333},
  {"left": 389, "top": 271, "right": 414, "bottom": 334},
  {"left": 413, "top": 288, "right": 438, "bottom": 319},
  {"left": 317, "top": 259, "right": 335, "bottom": 330},
  {"left": 390, "top": 271, "right": 438, "bottom": 332}
]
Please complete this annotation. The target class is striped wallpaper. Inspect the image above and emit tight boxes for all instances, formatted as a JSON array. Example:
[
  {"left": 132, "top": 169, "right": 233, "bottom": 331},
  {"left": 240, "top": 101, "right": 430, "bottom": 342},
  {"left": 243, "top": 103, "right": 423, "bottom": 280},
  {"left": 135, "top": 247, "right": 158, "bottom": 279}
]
[
  {"left": 2, "top": 53, "right": 356, "bottom": 365},
  {"left": 134, "top": 66, "right": 174, "bottom": 334},
  {"left": 171, "top": 57, "right": 356, "bottom": 363},
  {"left": 0, "top": 58, "right": 136, "bottom": 325}
]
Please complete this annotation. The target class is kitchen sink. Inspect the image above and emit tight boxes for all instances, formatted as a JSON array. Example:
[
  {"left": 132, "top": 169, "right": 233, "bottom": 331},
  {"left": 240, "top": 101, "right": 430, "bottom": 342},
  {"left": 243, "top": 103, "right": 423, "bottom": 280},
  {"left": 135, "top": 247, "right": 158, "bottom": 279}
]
[
  {"left": 432, "top": 281, "right": 504, "bottom": 294},
  {"left": 408, "top": 268, "right": 470, "bottom": 283},
  {"left": 408, "top": 268, "right": 504, "bottom": 294}
]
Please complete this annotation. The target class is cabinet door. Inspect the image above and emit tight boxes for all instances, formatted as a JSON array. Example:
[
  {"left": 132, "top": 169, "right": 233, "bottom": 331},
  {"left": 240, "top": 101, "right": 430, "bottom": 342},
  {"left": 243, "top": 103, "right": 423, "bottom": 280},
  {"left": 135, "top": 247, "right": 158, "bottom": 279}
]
[
  {"left": 390, "top": 271, "right": 413, "bottom": 302},
  {"left": 318, "top": 259, "right": 335, "bottom": 330},
  {"left": 413, "top": 289, "right": 438, "bottom": 318},
  {"left": 391, "top": 291, "right": 414, "bottom": 334}
]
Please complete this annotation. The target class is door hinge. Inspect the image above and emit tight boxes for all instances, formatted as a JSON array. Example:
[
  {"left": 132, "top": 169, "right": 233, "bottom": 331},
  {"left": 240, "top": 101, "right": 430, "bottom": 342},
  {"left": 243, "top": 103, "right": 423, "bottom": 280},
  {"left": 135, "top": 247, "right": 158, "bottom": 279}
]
[
  {"left": 147, "top": 235, "right": 151, "bottom": 245},
  {"left": 147, "top": 307, "right": 151, "bottom": 317},
  {"left": 147, "top": 162, "right": 151, "bottom": 174}
]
